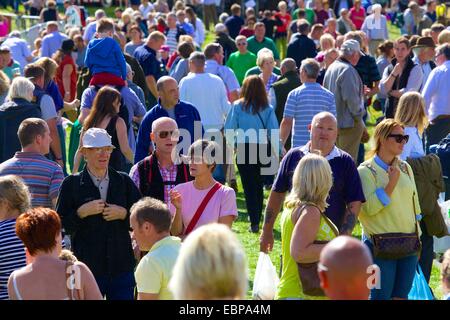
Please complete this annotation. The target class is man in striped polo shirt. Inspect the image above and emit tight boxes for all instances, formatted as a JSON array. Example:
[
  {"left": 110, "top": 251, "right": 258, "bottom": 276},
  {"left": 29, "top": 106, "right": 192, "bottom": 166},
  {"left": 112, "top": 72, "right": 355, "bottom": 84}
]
[
  {"left": 0, "top": 118, "right": 64, "bottom": 209},
  {"left": 279, "top": 58, "right": 336, "bottom": 151}
]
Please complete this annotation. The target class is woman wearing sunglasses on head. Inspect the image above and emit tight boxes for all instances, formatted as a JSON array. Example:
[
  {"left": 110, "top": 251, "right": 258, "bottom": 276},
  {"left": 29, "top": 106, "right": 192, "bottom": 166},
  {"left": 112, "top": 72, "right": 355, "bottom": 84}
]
[
  {"left": 357, "top": 119, "right": 422, "bottom": 300},
  {"left": 169, "top": 140, "right": 238, "bottom": 240}
]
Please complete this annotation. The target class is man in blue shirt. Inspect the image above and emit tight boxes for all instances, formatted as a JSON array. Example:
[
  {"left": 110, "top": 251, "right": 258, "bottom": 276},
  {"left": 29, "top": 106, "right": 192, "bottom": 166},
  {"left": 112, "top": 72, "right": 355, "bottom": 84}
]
[
  {"left": 40, "top": 21, "right": 69, "bottom": 58},
  {"left": 134, "top": 31, "right": 167, "bottom": 108},
  {"left": 135, "top": 76, "right": 203, "bottom": 163},
  {"left": 225, "top": 4, "right": 245, "bottom": 39}
]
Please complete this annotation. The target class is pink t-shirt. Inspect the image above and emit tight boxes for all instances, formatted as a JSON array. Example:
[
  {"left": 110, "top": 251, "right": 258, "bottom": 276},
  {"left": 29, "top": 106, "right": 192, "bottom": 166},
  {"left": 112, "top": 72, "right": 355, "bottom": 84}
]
[
  {"left": 349, "top": 7, "right": 366, "bottom": 30},
  {"left": 169, "top": 181, "right": 238, "bottom": 231}
]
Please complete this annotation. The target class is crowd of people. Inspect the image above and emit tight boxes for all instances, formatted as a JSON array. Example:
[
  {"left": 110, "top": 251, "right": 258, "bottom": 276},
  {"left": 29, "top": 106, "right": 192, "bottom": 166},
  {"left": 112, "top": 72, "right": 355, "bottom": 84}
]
[{"left": 0, "top": 0, "right": 449, "bottom": 301}]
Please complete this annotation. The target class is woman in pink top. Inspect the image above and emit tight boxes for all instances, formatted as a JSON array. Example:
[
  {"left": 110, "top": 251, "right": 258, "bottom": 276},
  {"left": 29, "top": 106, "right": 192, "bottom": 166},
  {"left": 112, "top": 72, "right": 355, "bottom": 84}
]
[
  {"left": 0, "top": 15, "right": 10, "bottom": 38},
  {"left": 349, "top": 0, "right": 366, "bottom": 30},
  {"left": 170, "top": 140, "right": 237, "bottom": 238}
]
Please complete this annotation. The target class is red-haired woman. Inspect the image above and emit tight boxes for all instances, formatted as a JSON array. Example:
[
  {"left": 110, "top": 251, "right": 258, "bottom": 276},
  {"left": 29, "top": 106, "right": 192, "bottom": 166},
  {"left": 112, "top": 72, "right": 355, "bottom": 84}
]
[{"left": 7, "top": 207, "right": 102, "bottom": 300}]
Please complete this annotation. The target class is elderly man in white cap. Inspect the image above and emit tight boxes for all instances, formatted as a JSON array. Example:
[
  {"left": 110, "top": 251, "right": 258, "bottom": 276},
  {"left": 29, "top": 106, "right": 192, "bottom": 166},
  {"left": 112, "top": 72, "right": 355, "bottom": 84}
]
[
  {"left": 361, "top": 4, "right": 389, "bottom": 57},
  {"left": 56, "top": 128, "right": 141, "bottom": 300},
  {"left": 323, "top": 39, "right": 366, "bottom": 161}
]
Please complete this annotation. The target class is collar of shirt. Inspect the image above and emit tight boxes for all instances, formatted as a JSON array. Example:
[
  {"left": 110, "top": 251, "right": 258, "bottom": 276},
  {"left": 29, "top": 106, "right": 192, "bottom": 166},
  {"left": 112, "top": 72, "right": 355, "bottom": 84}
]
[
  {"left": 158, "top": 159, "right": 177, "bottom": 172},
  {"left": 300, "top": 143, "right": 341, "bottom": 161},
  {"left": 205, "top": 59, "right": 220, "bottom": 72},
  {"left": 14, "top": 151, "right": 46, "bottom": 160},
  {"left": 148, "top": 236, "right": 181, "bottom": 254},
  {"left": 374, "top": 155, "right": 389, "bottom": 172},
  {"left": 87, "top": 167, "right": 110, "bottom": 185}
]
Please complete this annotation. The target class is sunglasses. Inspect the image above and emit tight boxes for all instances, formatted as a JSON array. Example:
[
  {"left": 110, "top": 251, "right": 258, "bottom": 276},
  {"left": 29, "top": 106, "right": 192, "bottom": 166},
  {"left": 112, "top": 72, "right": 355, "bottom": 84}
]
[
  {"left": 237, "top": 42, "right": 247, "bottom": 46},
  {"left": 388, "top": 134, "right": 409, "bottom": 144},
  {"left": 156, "top": 130, "right": 179, "bottom": 139},
  {"left": 88, "top": 147, "right": 114, "bottom": 154}
]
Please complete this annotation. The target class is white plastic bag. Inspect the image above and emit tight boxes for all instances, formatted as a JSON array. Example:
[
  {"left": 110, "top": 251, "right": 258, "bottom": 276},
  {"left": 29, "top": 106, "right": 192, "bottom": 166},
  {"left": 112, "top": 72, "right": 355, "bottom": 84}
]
[
  {"left": 433, "top": 200, "right": 450, "bottom": 254},
  {"left": 252, "top": 252, "right": 279, "bottom": 300}
]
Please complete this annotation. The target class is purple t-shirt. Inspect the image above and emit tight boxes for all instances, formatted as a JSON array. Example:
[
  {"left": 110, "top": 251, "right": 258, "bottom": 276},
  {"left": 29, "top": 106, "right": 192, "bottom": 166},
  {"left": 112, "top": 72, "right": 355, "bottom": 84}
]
[{"left": 273, "top": 144, "right": 366, "bottom": 230}]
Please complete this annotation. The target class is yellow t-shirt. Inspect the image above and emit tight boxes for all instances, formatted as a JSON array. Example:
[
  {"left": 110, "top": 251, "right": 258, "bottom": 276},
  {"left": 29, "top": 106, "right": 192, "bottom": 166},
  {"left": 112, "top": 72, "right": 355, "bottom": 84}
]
[
  {"left": 275, "top": 205, "right": 338, "bottom": 300},
  {"left": 134, "top": 236, "right": 181, "bottom": 300}
]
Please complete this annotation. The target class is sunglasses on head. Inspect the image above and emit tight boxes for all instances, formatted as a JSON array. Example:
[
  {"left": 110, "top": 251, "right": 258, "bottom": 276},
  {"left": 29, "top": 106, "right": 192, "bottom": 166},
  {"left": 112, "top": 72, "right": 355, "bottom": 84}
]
[
  {"left": 156, "top": 130, "right": 179, "bottom": 139},
  {"left": 388, "top": 134, "right": 409, "bottom": 144}
]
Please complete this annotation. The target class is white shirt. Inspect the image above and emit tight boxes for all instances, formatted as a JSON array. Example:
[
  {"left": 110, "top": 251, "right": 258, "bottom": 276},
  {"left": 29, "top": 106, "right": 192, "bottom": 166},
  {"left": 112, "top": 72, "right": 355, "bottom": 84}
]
[
  {"left": 139, "top": 3, "right": 154, "bottom": 19},
  {"left": 413, "top": 55, "right": 433, "bottom": 90},
  {"left": 399, "top": 126, "right": 425, "bottom": 161},
  {"left": 179, "top": 72, "right": 231, "bottom": 129},
  {"left": 1, "top": 37, "right": 32, "bottom": 71},
  {"left": 192, "top": 17, "right": 205, "bottom": 46},
  {"left": 421, "top": 60, "right": 450, "bottom": 121}
]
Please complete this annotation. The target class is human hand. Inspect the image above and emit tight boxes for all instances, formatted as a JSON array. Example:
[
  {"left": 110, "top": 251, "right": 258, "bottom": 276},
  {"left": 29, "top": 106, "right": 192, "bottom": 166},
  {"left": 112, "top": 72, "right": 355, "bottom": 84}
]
[
  {"left": 361, "top": 127, "right": 370, "bottom": 144},
  {"left": 77, "top": 200, "right": 105, "bottom": 219},
  {"left": 169, "top": 189, "right": 182, "bottom": 210},
  {"left": 56, "top": 158, "right": 64, "bottom": 168},
  {"left": 70, "top": 99, "right": 80, "bottom": 110},
  {"left": 392, "top": 63, "right": 403, "bottom": 77},
  {"left": 387, "top": 163, "right": 400, "bottom": 187},
  {"left": 102, "top": 204, "right": 127, "bottom": 221},
  {"left": 259, "top": 228, "right": 274, "bottom": 253}
]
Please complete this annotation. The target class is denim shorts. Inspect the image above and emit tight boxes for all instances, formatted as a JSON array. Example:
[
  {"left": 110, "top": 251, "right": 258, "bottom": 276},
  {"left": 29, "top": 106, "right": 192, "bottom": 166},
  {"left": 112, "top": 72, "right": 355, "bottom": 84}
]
[{"left": 363, "top": 235, "right": 418, "bottom": 300}]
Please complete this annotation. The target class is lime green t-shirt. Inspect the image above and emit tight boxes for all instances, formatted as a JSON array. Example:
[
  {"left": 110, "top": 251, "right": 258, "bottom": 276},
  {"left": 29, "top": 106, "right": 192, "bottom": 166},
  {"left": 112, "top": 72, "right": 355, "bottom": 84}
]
[
  {"left": 226, "top": 51, "right": 257, "bottom": 85},
  {"left": 293, "top": 8, "right": 316, "bottom": 26},
  {"left": 275, "top": 206, "right": 338, "bottom": 300}
]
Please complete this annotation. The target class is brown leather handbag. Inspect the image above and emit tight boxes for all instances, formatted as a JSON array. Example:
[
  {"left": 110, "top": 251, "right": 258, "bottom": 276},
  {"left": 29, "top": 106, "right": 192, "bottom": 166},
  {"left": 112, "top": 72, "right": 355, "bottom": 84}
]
[{"left": 295, "top": 204, "right": 339, "bottom": 297}]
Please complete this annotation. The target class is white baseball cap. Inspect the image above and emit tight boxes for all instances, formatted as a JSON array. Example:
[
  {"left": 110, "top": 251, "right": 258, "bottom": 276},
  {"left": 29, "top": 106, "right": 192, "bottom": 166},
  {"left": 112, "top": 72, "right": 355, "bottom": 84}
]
[
  {"left": 81, "top": 128, "right": 115, "bottom": 149},
  {"left": 341, "top": 39, "right": 366, "bottom": 56}
]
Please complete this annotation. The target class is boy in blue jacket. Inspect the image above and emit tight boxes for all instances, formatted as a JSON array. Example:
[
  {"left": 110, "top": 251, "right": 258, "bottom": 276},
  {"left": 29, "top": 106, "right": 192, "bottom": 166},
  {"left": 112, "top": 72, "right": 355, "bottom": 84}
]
[{"left": 85, "top": 18, "right": 127, "bottom": 86}]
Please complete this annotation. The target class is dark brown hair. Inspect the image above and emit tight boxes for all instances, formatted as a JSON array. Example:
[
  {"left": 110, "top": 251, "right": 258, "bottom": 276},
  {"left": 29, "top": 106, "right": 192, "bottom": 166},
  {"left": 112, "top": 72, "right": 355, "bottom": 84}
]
[
  {"left": 378, "top": 40, "right": 394, "bottom": 55},
  {"left": 395, "top": 36, "right": 411, "bottom": 49},
  {"left": 239, "top": 75, "right": 269, "bottom": 114},
  {"left": 97, "top": 18, "right": 115, "bottom": 33},
  {"left": 83, "top": 86, "right": 121, "bottom": 130},
  {"left": 16, "top": 208, "right": 61, "bottom": 256},
  {"left": 18, "top": 118, "right": 47, "bottom": 147}
]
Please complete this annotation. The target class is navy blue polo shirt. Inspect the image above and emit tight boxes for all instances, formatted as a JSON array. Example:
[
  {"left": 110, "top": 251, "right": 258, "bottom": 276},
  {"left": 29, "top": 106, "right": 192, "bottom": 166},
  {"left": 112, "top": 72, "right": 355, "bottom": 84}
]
[
  {"left": 273, "top": 144, "right": 366, "bottom": 230},
  {"left": 133, "top": 45, "right": 166, "bottom": 80},
  {"left": 225, "top": 15, "right": 245, "bottom": 39}
]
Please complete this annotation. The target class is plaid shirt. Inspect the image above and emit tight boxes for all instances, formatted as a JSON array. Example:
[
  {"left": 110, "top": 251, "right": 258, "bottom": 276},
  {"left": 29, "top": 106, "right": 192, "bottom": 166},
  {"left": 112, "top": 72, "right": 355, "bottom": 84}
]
[{"left": 129, "top": 160, "right": 178, "bottom": 205}]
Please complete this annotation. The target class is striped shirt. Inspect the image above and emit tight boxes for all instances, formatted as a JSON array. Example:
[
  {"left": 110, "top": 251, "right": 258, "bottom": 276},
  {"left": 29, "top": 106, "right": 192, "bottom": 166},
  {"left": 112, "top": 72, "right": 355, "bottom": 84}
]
[
  {"left": 0, "top": 152, "right": 64, "bottom": 208},
  {"left": 0, "top": 219, "right": 26, "bottom": 300},
  {"left": 283, "top": 82, "right": 336, "bottom": 148},
  {"left": 166, "top": 29, "right": 178, "bottom": 55}
]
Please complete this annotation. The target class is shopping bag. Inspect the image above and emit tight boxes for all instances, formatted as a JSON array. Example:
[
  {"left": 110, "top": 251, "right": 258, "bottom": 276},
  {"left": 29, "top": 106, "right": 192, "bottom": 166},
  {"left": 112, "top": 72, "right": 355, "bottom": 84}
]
[
  {"left": 252, "top": 252, "right": 279, "bottom": 300},
  {"left": 434, "top": 200, "right": 450, "bottom": 254},
  {"left": 408, "top": 265, "right": 434, "bottom": 300}
]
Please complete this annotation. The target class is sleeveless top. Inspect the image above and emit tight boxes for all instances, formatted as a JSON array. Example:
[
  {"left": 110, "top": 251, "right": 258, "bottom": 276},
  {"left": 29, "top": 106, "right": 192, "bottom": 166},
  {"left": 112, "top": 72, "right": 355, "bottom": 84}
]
[
  {"left": 43, "top": 8, "right": 58, "bottom": 22},
  {"left": 105, "top": 115, "right": 126, "bottom": 172},
  {"left": 56, "top": 54, "right": 77, "bottom": 102},
  {"left": 276, "top": 204, "right": 338, "bottom": 300}
]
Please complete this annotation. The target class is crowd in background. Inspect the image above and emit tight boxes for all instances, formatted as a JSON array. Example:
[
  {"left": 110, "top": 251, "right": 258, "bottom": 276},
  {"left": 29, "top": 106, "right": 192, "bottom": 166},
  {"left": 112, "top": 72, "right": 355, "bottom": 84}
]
[{"left": 0, "top": 0, "right": 449, "bottom": 301}]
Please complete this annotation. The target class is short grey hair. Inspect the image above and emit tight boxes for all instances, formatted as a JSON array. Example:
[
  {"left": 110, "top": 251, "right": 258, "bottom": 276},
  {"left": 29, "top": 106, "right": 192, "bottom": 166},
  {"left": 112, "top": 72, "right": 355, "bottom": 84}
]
[
  {"left": 300, "top": 58, "right": 320, "bottom": 79},
  {"left": 280, "top": 58, "right": 297, "bottom": 72},
  {"left": 189, "top": 51, "right": 206, "bottom": 68},
  {"left": 436, "top": 43, "right": 450, "bottom": 60},
  {"left": 7, "top": 77, "right": 35, "bottom": 101}
]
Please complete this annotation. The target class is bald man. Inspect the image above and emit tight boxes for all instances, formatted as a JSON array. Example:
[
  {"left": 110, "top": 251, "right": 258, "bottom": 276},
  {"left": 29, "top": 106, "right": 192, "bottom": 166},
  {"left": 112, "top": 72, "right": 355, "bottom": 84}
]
[
  {"left": 130, "top": 116, "right": 193, "bottom": 206},
  {"left": 318, "top": 236, "right": 373, "bottom": 300},
  {"left": 135, "top": 76, "right": 203, "bottom": 163},
  {"left": 262, "top": 112, "right": 366, "bottom": 252}
]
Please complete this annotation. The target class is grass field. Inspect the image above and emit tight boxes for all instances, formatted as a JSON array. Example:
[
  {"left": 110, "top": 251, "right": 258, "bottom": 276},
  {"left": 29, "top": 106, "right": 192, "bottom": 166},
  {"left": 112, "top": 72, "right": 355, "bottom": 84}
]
[{"left": 1, "top": 6, "right": 444, "bottom": 299}]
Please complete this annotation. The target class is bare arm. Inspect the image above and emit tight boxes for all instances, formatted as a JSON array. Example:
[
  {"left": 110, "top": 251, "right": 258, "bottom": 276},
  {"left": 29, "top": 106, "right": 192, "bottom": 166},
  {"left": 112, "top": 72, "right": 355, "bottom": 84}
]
[
  {"left": 218, "top": 215, "right": 235, "bottom": 228},
  {"left": 260, "top": 190, "right": 286, "bottom": 252},
  {"left": 145, "top": 75, "right": 158, "bottom": 99},
  {"left": 47, "top": 117, "right": 63, "bottom": 164},
  {"left": 116, "top": 117, "right": 134, "bottom": 164},
  {"left": 339, "top": 201, "right": 361, "bottom": 235},
  {"left": 290, "top": 206, "right": 325, "bottom": 263},
  {"left": 279, "top": 117, "right": 293, "bottom": 147},
  {"left": 78, "top": 108, "right": 90, "bottom": 124},
  {"left": 72, "top": 131, "right": 84, "bottom": 173},
  {"left": 228, "top": 90, "right": 239, "bottom": 103},
  {"left": 169, "top": 189, "right": 183, "bottom": 236},
  {"left": 78, "top": 262, "right": 103, "bottom": 300}
]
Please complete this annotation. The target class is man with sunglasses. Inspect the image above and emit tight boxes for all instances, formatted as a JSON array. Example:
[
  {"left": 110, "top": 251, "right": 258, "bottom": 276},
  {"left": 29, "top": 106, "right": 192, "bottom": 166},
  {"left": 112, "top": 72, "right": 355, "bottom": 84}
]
[
  {"left": 135, "top": 76, "right": 202, "bottom": 164},
  {"left": 226, "top": 35, "right": 257, "bottom": 85},
  {"left": 130, "top": 117, "right": 193, "bottom": 206},
  {"left": 56, "top": 128, "right": 141, "bottom": 300}
]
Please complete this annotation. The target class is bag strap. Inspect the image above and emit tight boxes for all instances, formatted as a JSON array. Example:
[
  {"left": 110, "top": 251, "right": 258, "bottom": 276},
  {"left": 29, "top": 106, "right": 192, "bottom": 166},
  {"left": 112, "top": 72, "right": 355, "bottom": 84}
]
[
  {"left": 184, "top": 182, "right": 221, "bottom": 236},
  {"left": 65, "top": 260, "right": 80, "bottom": 300},
  {"left": 295, "top": 203, "right": 339, "bottom": 238}
]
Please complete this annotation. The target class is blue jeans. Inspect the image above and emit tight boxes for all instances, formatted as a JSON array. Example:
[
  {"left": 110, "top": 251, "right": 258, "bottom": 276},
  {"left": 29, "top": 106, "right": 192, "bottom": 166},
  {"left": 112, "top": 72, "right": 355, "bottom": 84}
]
[
  {"left": 94, "top": 272, "right": 135, "bottom": 300},
  {"left": 363, "top": 237, "right": 418, "bottom": 300}
]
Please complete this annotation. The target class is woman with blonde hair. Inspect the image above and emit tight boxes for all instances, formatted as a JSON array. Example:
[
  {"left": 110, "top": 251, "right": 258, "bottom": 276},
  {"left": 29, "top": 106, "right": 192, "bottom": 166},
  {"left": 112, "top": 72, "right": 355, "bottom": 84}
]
[
  {"left": 358, "top": 118, "right": 421, "bottom": 300},
  {"left": 394, "top": 92, "right": 428, "bottom": 160},
  {"left": 256, "top": 48, "right": 278, "bottom": 94},
  {"left": 0, "top": 175, "right": 30, "bottom": 300},
  {"left": 169, "top": 223, "right": 247, "bottom": 300},
  {"left": 276, "top": 153, "right": 339, "bottom": 300}
]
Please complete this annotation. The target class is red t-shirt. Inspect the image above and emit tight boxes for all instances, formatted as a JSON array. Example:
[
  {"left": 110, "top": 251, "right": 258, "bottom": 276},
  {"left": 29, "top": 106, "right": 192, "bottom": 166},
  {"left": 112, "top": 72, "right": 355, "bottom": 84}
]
[
  {"left": 274, "top": 13, "right": 292, "bottom": 34},
  {"left": 56, "top": 54, "right": 77, "bottom": 101},
  {"left": 349, "top": 7, "right": 366, "bottom": 30}
]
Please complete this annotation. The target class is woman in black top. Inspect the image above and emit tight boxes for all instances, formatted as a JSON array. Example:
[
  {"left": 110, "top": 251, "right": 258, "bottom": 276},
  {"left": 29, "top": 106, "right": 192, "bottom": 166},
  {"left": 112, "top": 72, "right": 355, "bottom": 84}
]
[
  {"left": 39, "top": 1, "right": 60, "bottom": 23},
  {"left": 73, "top": 86, "right": 133, "bottom": 172}
]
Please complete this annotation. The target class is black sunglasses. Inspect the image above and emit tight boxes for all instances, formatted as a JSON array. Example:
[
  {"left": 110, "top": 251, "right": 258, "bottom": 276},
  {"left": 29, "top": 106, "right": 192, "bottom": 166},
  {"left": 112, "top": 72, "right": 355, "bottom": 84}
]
[
  {"left": 388, "top": 134, "right": 409, "bottom": 144},
  {"left": 156, "top": 130, "right": 179, "bottom": 139}
]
